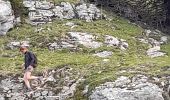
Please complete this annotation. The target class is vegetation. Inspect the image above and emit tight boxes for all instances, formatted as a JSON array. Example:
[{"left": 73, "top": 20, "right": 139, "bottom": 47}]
[
  {"left": 0, "top": 11, "right": 170, "bottom": 99},
  {"left": 9, "top": 0, "right": 28, "bottom": 22}
]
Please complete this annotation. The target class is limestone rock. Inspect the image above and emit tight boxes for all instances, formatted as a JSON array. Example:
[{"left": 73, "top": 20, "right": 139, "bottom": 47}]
[
  {"left": 0, "top": 0, "right": 15, "bottom": 35},
  {"left": 90, "top": 75, "right": 164, "bottom": 100}
]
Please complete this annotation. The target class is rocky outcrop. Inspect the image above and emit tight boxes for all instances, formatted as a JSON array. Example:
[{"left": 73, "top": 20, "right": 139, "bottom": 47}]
[
  {"left": 23, "top": 0, "right": 103, "bottom": 25},
  {"left": 48, "top": 31, "right": 128, "bottom": 52},
  {"left": 138, "top": 29, "right": 168, "bottom": 58},
  {"left": 0, "top": 67, "right": 83, "bottom": 100},
  {"left": 6, "top": 41, "right": 30, "bottom": 50},
  {"left": 91, "top": 0, "right": 167, "bottom": 28},
  {"left": 90, "top": 75, "right": 170, "bottom": 100},
  {"left": 0, "top": 0, "right": 15, "bottom": 35}
]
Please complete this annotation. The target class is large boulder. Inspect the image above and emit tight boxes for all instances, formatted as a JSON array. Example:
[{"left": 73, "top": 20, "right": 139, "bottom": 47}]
[
  {"left": 76, "top": 3, "right": 102, "bottom": 22},
  {"left": 0, "top": 0, "right": 15, "bottom": 35},
  {"left": 90, "top": 75, "right": 164, "bottom": 100},
  {"left": 23, "top": 0, "right": 104, "bottom": 25}
]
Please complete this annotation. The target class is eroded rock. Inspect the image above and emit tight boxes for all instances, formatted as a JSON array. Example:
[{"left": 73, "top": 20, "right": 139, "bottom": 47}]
[
  {"left": 0, "top": 67, "right": 83, "bottom": 100},
  {"left": 23, "top": 0, "right": 104, "bottom": 25},
  {"left": 0, "top": 0, "right": 15, "bottom": 35},
  {"left": 90, "top": 75, "right": 165, "bottom": 100}
]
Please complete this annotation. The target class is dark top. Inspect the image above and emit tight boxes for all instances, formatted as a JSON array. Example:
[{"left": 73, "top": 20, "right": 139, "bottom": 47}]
[{"left": 24, "top": 51, "right": 36, "bottom": 70}]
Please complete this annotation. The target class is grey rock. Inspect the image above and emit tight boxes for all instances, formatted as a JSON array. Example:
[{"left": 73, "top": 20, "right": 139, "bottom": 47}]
[
  {"left": 0, "top": 0, "right": 15, "bottom": 35},
  {"left": 68, "top": 32, "right": 103, "bottom": 49},
  {"left": 0, "top": 67, "right": 83, "bottom": 100},
  {"left": 76, "top": 4, "right": 102, "bottom": 22},
  {"left": 33, "top": 92, "right": 41, "bottom": 98},
  {"left": 0, "top": 96, "right": 5, "bottom": 100},
  {"left": 37, "top": 9, "right": 54, "bottom": 17},
  {"left": 114, "top": 76, "right": 131, "bottom": 87},
  {"left": 35, "top": 1, "right": 54, "bottom": 10},
  {"left": 14, "top": 17, "right": 21, "bottom": 25},
  {"left": 105, "top": 35, "right": 128, "bottom": 50},
  {"left": 93, "top": 51, "right": 113, "bottom": 58},
  {"left": 48, "top": 42, "right": 60, "bottom": 50},
  {"left": 147, "top": 46, "right": 166, "bottom": 58},
  {"left": 23, "top": 1, "right": 103, "bottom": 25},
  {"left": 148, "top": 38, "right": 160, "bottom": 47},
  {"left": 35, "top": 96, "right": 44, "bottom": 100},
  {"left": 45, "top": 96, "right": 59, "bottom": 100},
  {"left": 65, "top": 22, "right": 75, "bottom": 27},
  {"left": 41, "top": 91, "right": 48, "bottom": 96},
  {"left": 46, "top": 75, "right": 56, "bottom": 82},
  {"left": 120, "top": 42, "right": 128, "bottom": 50},
  {"left": 105, "top": 35, "right": 120, "bottom": 47},
  {"left": 52, "top": 6, "right": 64, "bottom": 19},
  {"left": 61, "top": 2, "right": 75, "bottom": 19},
  {"left": 7, "top": 41, "right": 20, "bottom": 49},
  {"left": 7, "top": 41, "right": 29, "bottom": 50},
  {"left": 82, "top": 85, "right": 89, "bottom": 95},
  {"left": 48, "top": 41, "right": 76, "bottom": 50},
  {"left": 23, "top": 0, "right": 35, "bottom": 8},
  {"left": 90, "top": 75, "right": 164, "bottom": 100},
  {"left": 160, "top": 36, "right": 168, "bottom": 44}
]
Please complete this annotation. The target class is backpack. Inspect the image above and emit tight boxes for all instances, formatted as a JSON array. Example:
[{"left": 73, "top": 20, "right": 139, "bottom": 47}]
[
  {"left": 28, "top": 52, "right": 38, "bottom": 68},
  {"left": 32, "top": 53, "right": 38, "bottom": 68}
]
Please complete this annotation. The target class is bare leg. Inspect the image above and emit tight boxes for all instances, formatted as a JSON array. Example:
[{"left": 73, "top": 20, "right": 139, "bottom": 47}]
[
  {"left": 24, "top": 72, "right": 31, "bottom": 89},
  {"left": 24, "top": 71, "right": 40, "bottom": 89}
]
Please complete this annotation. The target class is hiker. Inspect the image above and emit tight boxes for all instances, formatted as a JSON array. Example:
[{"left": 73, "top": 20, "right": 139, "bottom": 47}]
[{"left": 20, "top": 46, "right": 40, "bottom": 91}]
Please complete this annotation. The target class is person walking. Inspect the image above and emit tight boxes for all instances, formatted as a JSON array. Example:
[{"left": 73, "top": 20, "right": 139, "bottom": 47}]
[{"left": 20, "top": 46, "right": 39, "bottom": 92}]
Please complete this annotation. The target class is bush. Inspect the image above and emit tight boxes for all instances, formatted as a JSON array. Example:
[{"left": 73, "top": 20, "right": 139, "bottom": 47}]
[{"left": 9, "top": 0, "right": 28, "bottom": 23}]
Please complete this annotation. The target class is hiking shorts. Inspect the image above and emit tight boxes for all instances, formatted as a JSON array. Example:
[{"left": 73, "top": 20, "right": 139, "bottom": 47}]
[{"left": 25, "top": 66, "right": 33, "bottom": 72}]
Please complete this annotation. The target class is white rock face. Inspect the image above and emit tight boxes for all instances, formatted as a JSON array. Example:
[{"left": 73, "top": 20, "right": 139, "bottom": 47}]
[
  {"left": 23, "top": 0, "right": 104, "bottom": 25},
  {"left": 76, "top": 3, "right": 102, "bottom": 22},
  {"left": 0, "top": 0, "right": 15, "bottom": 35},
  {"left": 90, "top": 75, "right": 164, "bottom": 100}
]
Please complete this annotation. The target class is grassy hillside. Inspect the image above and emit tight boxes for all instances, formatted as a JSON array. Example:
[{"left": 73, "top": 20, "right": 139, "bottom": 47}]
[{"left": 0, "top": 13, "right": 170, "bottom": 99}]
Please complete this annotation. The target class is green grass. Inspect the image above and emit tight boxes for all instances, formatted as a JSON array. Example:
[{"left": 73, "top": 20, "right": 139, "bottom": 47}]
[{"left": 1, "top": 15, "right": 170, "bottom": 99}]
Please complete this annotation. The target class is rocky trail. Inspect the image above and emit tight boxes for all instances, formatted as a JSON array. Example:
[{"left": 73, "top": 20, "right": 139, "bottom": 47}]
[{"left": 0, "top": 66, "right": 84, "bottom": 100}]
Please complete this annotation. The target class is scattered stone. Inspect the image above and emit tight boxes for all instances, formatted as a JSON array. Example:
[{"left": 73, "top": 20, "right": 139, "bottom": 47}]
[
  {"left": 41, "top": 90, "right": 48, "bottom": 96},
  {"left": 138, "top": 30, "right": 168, "bottom": 58},
  {"left": 65, "top": 22, "right": 75, "bottom": 27},
  {"left": 105, "top": 35, "right": 120, "bottom": 46},
  {"left": 33, "top": 92, "right": 41, "bottom": 98},
  {"left": 147, "top": 46, "right": 166, "bottom": 58},
  {"left": 0, "top": 67, "right": 82, "bottom": 100},
  {"left": 7, "top": 41, "right": 30, "bottom": 50},
  {"left": 160, "top": 36, "right": 168, "bottom": 44},
  {"left": 105, "top": 35, "right": 128, "bottom": 50},
  {"left": 93, "top": 51, "right": 113, "bottom": 58},
  {"left": 82, "top": 85, "right": 89, "bottom": 95},
  {"left": 48, "top": 41, "right": 76, "bottom": 50},
  {"left": 68, "top": 32, "right": 103, "bottom": 49}
]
